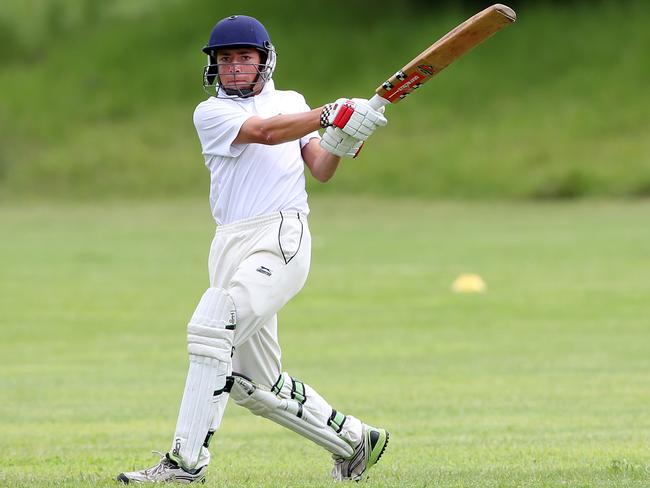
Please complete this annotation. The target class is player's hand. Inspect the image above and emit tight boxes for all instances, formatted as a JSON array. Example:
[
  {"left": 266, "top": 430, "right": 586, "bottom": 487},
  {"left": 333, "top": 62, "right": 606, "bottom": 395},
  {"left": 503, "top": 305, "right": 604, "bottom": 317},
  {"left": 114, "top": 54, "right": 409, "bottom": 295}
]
[
  {"left": 320, "top": 98, "right": 387, "bottom": 141},
  {"left": 320, "top": 126, "right": 365, "bottom": 158}
]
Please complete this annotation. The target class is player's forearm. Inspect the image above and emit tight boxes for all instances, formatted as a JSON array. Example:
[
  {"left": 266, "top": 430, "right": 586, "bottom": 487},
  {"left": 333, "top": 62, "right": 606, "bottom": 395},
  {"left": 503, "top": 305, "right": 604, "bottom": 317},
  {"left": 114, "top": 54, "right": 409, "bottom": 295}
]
[
  {"left": 237, "top": 109, "right": 322, "bottom": 146},
  {"left": 306, "top": 148, "right": 341, "bottom": 183}
]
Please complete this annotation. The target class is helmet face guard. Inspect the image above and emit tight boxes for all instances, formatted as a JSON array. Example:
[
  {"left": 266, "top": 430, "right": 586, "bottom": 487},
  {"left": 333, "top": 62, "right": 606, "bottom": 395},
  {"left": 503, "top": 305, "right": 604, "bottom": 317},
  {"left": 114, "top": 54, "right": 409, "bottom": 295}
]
[
  {"left": 203, "top": 45, "right": 276, "bottom": 98},
  {"left": 202, "top": 15, "right": 276, "bottom": 98}
]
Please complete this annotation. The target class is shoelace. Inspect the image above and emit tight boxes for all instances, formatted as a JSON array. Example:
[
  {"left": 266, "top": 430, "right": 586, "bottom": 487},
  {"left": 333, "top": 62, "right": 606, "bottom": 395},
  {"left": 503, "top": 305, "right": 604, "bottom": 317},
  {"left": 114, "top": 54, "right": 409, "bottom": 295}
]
[{"left": 144, "top": 451, "right": 175, "bottom": 477}]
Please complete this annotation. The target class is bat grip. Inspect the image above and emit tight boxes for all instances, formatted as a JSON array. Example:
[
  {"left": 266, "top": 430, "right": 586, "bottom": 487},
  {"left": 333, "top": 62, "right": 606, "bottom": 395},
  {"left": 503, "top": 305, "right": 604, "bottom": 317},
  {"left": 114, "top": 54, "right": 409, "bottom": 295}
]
[{"left": 368, "top": 94, "right": 390, "bottom": 111}]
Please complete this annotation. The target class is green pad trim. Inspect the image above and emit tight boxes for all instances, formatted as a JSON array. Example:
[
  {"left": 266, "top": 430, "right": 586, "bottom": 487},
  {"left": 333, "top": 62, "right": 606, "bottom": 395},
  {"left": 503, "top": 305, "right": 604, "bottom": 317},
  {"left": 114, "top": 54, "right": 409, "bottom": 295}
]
[
  {"left": 271, "top": 374, "right": 285, "bottom": 395},
  {"left": 327, "top": 409, "right": 347, "bottom": 433},
  {"left": 291, "top": 378, "right": 306, "bottom": 404}
]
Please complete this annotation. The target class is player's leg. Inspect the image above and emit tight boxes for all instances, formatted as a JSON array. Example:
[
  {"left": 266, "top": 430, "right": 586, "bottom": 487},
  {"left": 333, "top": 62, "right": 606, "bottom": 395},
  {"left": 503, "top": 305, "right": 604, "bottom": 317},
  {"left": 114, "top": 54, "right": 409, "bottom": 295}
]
[
  {"left": 117, "top": 287, "right": 236, "bottom": 483},
  {"left": 223, "top": 216, "right": 388, "bottom": 479},
  {"left": 169, "top": 287, "right": 236, "bottom": 467},
  {"left": 271, "top": 373, "right": 390, "bottom": 482},
  {"left": 230, "top": 316, "right": 388, "bottom": 480},
  {"left": 167, "top": 213, "right": 310, "bottom": 471},
  {"left": 229, "top": 371, "right": 388, "bottom": 480},
  {"left": 232, "top": 314, "right": 281, "bottom": 387},
  {"left": 229, "top": 371, "right": 356, "bottom": 455}
]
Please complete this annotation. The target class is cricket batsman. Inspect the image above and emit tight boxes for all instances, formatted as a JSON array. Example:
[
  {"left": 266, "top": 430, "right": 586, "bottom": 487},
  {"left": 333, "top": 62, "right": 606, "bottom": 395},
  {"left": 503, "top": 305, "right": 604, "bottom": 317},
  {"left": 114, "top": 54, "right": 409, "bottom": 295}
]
[{"left": 117, "top": 14, "right": 389, "bottom": 484}]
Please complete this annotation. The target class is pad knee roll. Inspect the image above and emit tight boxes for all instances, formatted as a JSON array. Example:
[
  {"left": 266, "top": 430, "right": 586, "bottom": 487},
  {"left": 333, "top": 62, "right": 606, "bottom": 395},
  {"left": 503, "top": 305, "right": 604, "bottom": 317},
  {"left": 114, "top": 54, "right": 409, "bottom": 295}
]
[{"left": 187, "top": 287, "right": 236, "bottom": 362}]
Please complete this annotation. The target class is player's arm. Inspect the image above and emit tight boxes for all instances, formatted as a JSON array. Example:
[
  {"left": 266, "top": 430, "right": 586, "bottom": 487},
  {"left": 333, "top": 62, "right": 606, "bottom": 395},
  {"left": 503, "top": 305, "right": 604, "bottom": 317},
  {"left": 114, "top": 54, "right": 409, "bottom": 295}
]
[
  {"left": 304, "top": 98, "right": 389, "bottom": 181},
  {"left": 234, "top": 98, "right": 387, "bottom": 146},
  {"left": 234, "top": 109, "right": 322, "bottom": 146},
  {"left": 302, "top": 138, "right": 342, "bottom": 183}
]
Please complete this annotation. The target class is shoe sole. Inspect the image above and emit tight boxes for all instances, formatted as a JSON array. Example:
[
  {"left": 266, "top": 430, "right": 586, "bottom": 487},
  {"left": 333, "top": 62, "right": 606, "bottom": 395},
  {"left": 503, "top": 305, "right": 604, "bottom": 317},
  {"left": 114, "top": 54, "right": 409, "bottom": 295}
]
[
  {"left": 368, "top": 429, "right": 389, "bottom": 469},
  {"left": 116, "top": 472, "right": 206, "bottom": 484},
  {"left": 356, "top": 428, "right": 389, "bottom": 481}
]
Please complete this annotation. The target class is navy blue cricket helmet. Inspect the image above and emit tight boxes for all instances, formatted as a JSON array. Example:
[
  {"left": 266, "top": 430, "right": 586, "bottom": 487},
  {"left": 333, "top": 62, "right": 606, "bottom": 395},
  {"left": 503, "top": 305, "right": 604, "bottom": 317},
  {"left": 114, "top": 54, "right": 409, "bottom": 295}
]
[{"left": 202, "top": 15, "right": 277, "bottom": 97}]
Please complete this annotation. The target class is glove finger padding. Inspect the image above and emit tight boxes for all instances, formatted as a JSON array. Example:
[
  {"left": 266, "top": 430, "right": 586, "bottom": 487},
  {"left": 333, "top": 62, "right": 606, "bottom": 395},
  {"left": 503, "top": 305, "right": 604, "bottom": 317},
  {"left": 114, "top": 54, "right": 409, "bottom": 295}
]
[
  {"left": 321, "top": 98, "right": 387, "bottom": 141},
  {"left": 320, "top": 127, "right": 364, "bottom": 158},
  {"left": 350, "top": 98, "right": 386, "bottom": 115}
]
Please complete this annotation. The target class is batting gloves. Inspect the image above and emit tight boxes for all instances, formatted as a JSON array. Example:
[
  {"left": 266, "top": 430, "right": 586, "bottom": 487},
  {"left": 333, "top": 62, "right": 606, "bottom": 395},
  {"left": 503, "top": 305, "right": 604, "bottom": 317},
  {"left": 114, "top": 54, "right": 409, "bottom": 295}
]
[
  {"left": 320, "top": 127, "right": 365, "bottom": 158},
  {"left": 320, "top": 98, "right": 387, "bottom": 141}
]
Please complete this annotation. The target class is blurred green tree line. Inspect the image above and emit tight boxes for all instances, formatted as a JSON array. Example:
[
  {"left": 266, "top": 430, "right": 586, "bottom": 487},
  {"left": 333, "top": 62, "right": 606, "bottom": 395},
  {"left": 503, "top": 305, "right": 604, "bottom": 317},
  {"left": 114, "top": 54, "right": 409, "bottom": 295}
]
[{"left": 1, "top": 0, "right": 648, "bottom": 200}]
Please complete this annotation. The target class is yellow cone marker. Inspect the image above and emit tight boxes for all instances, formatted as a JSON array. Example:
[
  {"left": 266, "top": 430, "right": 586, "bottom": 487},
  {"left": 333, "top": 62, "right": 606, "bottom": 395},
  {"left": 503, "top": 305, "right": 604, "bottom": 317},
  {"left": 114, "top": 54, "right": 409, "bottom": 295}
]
[{"left": 451, "top": 273, "right": 487, "bottom": 293}]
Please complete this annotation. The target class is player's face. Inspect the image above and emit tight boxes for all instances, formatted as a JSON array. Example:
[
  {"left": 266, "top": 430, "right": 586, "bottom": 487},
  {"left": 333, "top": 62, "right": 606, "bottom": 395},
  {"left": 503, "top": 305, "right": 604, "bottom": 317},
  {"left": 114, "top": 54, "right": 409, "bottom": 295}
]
[{"left": 216, "top": 48, "right": 262, "bottom": 90}]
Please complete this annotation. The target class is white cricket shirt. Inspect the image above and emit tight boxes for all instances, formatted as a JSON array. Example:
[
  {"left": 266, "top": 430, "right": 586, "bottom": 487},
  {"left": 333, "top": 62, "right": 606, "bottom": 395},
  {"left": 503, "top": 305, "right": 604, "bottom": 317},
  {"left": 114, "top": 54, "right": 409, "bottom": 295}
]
[{"left": 194, "top": 80, "right": 320, "bottom": 225}]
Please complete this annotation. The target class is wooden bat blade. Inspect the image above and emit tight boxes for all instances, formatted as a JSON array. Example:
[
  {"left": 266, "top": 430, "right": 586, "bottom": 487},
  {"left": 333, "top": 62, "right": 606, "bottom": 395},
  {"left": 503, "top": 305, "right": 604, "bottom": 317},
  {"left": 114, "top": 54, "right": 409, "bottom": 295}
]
[{"left": 373, "top": 4, "right": 516, "bottom": 106}]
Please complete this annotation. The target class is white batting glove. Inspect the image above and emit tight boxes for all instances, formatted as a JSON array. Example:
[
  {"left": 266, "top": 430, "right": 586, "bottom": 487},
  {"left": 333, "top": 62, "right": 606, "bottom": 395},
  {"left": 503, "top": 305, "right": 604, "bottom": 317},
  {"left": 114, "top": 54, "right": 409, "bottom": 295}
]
[
  {"left": 320, "top": 126, "right": 365, "bottom": 158},
  {"left": 320, "top": 98, "right": 387, "bottom": 141}
]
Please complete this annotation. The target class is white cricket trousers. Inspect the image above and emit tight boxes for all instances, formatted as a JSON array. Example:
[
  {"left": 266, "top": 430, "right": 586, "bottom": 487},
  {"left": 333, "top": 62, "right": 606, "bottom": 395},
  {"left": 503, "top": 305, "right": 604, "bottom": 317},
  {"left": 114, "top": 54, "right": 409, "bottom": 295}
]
[
  {"left": 209, "top": 211, "right": 310, "bottom": 386},
  {"left": 177, "top": 211, "right": 363, "bottom": 469}
]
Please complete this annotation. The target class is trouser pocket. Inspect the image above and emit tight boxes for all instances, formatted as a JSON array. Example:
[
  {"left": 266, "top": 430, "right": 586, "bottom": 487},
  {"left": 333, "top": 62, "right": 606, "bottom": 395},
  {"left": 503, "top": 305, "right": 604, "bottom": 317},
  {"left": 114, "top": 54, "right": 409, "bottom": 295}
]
[{"left": 278, "top": 212, "right": 304, "bottom": 264}]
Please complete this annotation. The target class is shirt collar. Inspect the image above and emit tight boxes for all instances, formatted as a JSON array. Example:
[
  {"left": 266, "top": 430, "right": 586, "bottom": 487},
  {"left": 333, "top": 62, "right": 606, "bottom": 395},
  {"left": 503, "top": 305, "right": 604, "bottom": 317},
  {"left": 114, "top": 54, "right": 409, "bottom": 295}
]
[{"left": 258, "top": 79, "right": 275, "bottom": 96}]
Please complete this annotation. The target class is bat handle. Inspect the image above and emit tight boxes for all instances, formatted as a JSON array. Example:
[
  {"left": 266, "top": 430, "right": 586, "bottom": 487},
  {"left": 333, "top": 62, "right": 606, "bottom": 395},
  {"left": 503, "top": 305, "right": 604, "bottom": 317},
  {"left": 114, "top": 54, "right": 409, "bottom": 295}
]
[{"left": 368, "top": 93, "right": 390, "bottom": 111}]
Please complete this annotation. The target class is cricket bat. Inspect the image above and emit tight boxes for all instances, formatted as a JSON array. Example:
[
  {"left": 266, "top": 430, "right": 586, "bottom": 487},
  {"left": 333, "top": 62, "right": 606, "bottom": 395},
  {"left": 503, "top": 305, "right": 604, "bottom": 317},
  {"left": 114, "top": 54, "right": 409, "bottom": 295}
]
[{"left": 368, "top": 4, "right": 516, "bottom": 110}]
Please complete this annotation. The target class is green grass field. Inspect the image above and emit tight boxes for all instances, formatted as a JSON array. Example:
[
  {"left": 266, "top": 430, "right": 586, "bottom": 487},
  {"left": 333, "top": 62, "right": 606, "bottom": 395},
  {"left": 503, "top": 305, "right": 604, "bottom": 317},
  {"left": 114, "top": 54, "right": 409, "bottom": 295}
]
[{"left": 1, "top": 197, "right": 649, "bottom": 487}]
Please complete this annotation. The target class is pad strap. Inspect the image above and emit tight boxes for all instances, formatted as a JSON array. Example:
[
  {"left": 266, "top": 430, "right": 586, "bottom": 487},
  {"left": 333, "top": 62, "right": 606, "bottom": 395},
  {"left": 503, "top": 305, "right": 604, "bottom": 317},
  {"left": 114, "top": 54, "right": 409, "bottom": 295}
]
[
  {"left": 328, "top": 409, "right": 347, "bottom": 434},
  {"left": 229, "top": 374, "right": 354, "bottom": 458},
  {"left": 290, "top": 377, "right": 306, "bottom": 404},
  {"left": 271, "top": 374, "right": 285, "bottom": 395}
]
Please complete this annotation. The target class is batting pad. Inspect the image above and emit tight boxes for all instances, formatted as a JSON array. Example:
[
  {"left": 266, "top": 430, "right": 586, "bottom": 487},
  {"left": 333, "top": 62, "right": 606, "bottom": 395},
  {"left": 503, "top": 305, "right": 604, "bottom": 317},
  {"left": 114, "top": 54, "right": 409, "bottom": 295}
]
[
  {"left": 172, "top": 287, "right": 236, "bottom": 470},
  {"left": 230, "top": 374, "right": 354, "bottom": 458}
]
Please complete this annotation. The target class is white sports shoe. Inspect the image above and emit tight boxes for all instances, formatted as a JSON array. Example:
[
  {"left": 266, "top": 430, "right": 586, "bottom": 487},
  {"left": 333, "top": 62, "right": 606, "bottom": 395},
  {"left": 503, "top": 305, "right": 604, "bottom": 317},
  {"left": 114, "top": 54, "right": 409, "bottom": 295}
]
[
  {"left": 331, "top": 424, "right": 389, "bottom": 481},
  {"left": 117, "top": 451, "right": 206, "bottom": 484}
]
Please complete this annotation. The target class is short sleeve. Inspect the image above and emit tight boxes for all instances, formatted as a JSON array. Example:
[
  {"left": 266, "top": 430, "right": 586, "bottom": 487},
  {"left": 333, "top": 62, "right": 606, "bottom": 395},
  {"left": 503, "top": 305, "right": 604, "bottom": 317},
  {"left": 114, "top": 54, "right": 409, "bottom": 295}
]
[
  {"left": 193, "top": 100, "right": 255, "bottom": 158},
  {"left": 292, "top": 93, "right": 321, "bottom": 148}
]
